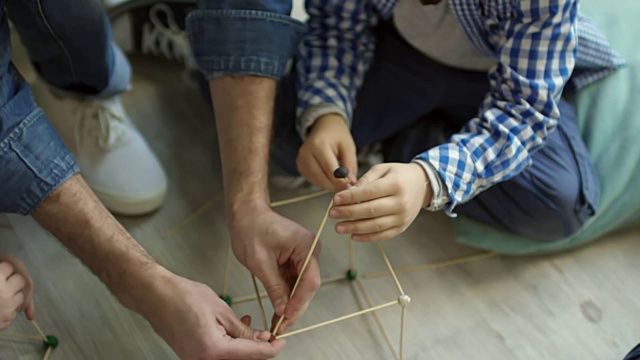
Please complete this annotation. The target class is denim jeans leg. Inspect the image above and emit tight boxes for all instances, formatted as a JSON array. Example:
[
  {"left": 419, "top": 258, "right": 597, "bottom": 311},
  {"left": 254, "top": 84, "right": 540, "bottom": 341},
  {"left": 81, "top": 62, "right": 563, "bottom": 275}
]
[
  {"left": 0, "top": 3, "right": 79, "bottom": 215},
  {"left": 187, "top": 0, "right": 306, "bottom": 79},
  {"left": 5, "top": 0, "right": 130, "bottom": 99}
]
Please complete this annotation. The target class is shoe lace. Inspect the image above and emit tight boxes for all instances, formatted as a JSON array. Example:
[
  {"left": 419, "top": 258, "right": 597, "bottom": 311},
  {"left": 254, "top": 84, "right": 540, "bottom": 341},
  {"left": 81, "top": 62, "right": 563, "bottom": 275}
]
[
  {"left": 141, "top": 3, "right": 198, "bottom": 86},
  {"left": 75, "top": 99, "right": 128, "bottom": 149}
]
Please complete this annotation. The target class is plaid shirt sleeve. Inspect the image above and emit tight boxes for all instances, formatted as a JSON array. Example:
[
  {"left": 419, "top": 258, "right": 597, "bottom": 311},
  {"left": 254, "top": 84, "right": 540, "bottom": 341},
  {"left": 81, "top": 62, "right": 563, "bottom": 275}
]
[
  {"left": 416, "top": 0, "right": 579, "bottom": 214},
  {"left": 295, "top": 0, "right": 384, "bottom": 137}
]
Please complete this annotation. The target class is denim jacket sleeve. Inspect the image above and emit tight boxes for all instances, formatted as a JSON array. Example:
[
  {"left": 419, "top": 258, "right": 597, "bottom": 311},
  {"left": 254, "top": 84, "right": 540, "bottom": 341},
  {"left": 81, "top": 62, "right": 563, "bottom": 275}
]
[
  {"left": 186, "top": 0, "right": 307, "bottom": 80},
  {"left": 0, "top": 71, "right": 79, "bottom": 215}
]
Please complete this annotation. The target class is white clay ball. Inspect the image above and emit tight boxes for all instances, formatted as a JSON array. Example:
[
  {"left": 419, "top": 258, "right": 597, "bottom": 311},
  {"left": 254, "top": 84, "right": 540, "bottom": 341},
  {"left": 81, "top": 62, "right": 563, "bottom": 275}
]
[{"left": 398, "top": 295, "right": 411, "bottom": 307}]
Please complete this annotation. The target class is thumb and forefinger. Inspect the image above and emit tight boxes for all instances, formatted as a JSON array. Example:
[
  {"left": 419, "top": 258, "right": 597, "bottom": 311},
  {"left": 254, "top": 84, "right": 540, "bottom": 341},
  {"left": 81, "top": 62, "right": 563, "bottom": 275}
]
[
  {"left": 254, "top": 261, "right": 291, "bottom": 318},
  {"left": 337, "top": 141, "right": 358, "bottom": 186},
  {"left": 220, "top": 312, "right": 285, "bottom": 359}
]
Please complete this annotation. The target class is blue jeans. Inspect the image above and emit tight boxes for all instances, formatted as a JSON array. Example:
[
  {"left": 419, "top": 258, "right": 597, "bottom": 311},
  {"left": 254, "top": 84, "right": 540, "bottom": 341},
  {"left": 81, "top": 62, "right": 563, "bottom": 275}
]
[
  {"left": 0, "top": 0, "right": 130, "bottom": 215},
  {"left": 625, "top": 344, "right": 640, "bottom": 360},
  {"left": 186, "top": 0, "right": 305, "bottom": 80},
  {"left": 271, "top": 21, "right": 600, "bottom": 241}
]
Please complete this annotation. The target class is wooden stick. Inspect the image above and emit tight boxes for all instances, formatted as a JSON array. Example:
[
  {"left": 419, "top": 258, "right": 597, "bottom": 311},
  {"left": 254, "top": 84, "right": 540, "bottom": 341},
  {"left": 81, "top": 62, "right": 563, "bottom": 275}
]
[
  {"left": 252, "top": 275, "right": 269, "bottom": 331},
  {"left": 31, "top": 321, "right": 48, "bottom": 342},
  {"left": 342, "top": 177, "right": 356, "bottom": 272},
  {"left": 363, "top": 252, "right": 499, "bottom": 279},
  {"left": 322, "top": 275, "right": 347, "bottom": 286},
  {"left": 0, "top": 332, "right": 43, "bottom": 341},
  {"left": 400, "top": 306, "right": 406, "bottom": 360},
  {"left": 276, "top": 300, "right": 398, "bottom": 340},
  {"left": 270, "top": 190, "right": 331, "bottom": 208},
  {"left": 222, "top": 240, "right": 232, "bottom": 297},
  {"left": 375, "top": 243, "right": 405, "bottom": 296},
  {"left": 271, "top": 199, "right": 333, "bottom": 337},
  {"left": 355, "top": 278, "right": 399, "bottom": 360},
  {"left": 233, "top": 292, "right": 267, "bottom": 305},
  {"left": 232, "top": 275, "right": 346, "bottom": 305},
  {"left": 43, "top": 345, "right": 53, "bottom": 360},
  {"left": 163, "top": 192, "right": 224, "bottom": 237},
  {"left": 349, "top": 240, "right": 355, "bottom": 271}
]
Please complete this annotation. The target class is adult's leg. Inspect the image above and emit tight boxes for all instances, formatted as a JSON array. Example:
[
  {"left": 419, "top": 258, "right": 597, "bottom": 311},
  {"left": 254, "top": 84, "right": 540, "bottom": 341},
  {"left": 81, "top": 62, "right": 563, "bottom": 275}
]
[
  {"left": 5, "top": 0, "right": 167, "bottom": 216},
  {"left": 5, "top": 0, "right": 129, "bottom": 97},
  {"left": 0, "top": 3, "right": 79, "bottom": 215}
]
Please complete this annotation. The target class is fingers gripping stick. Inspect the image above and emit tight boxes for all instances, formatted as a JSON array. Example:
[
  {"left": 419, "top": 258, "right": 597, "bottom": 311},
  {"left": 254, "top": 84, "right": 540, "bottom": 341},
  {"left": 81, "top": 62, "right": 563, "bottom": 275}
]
[
  {"left": 334, "top": 166, "right": 357, "bottom": 279},
  {"left": 271, "top": 167, "right": 351, "bottom": 342}
]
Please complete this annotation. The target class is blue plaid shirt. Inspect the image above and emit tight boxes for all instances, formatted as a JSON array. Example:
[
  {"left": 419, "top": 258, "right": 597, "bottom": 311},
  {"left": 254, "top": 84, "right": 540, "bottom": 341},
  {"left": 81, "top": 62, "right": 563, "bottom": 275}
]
[{"left": 295, "top": 0, "right": 624, "bottom": 212}]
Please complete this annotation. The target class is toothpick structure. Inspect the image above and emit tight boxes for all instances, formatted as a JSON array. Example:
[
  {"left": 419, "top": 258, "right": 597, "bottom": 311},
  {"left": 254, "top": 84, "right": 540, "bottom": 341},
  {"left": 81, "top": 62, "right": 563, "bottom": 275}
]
[
  {"left": 0, "top": 320, "right": 58, "bottom": 359},
  {"left": 168, "top": 167, "right": 498, "bottom": 359}
]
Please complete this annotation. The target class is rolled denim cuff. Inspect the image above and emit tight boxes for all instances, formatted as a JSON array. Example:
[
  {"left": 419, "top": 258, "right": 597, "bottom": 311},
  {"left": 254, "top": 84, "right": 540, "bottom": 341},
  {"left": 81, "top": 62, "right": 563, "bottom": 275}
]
[
  {"left": 187, "top": 9, "right": 306, "bottom": 80},
  {"left": 0, "top": 90, "right": 79, "bottom": 215}
]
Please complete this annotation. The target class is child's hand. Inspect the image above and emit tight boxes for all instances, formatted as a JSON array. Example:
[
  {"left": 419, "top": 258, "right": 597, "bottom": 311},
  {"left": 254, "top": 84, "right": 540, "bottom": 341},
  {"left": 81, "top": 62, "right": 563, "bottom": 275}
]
[
  {"left": 329, "top": 163, "right": 433, "bottom": 242},
  {"left": 0, "top": 255, "right": 35, "bottom": 330},
  {"left": 296, "top": 114, "right": 358, "bottom": 191}
]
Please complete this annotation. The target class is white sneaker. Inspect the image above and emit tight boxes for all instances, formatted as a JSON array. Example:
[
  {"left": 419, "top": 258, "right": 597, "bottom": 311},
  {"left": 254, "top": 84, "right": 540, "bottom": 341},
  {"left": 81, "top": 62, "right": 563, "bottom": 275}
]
[
  {"left": 32, "top": 82, "right": 167, "bottom": 216},
  {"left": 109, "top": 2, "right": 199, "bottom": 87}
]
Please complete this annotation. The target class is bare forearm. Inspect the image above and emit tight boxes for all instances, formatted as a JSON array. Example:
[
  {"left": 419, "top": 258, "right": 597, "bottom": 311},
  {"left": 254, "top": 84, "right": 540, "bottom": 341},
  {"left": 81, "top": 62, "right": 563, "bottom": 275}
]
[
  {"left": 31, "top": 175, "right": 167, "bottom": 314},
  {"left": 210, "top": 76, "right": 276, "bottom": 219}
]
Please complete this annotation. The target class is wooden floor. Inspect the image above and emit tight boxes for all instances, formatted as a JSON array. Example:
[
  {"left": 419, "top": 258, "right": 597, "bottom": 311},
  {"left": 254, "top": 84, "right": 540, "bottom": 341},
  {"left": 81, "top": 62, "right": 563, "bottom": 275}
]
[{"left": 2, "top": 55, "right": 640, "bottom": 360}]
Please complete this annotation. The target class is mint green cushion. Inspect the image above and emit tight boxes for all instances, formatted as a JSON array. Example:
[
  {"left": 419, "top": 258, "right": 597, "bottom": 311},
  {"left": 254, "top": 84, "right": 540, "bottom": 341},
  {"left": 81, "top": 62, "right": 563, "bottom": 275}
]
[{"left": 452, "top": 0, "right": 640, "bottom": 254}]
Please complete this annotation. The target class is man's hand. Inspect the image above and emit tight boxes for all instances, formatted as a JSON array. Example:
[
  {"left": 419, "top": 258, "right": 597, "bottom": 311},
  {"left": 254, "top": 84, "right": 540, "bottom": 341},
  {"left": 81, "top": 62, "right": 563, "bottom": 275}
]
[
  {"left": 228, "top": 208, "right": 321, "bottom": 335},
  {"left": 32, "top": 175, "right": 284, "bottom": 359},
  {"left": 0, "top": 255, "right": 35, "bottom": 330},
  {"left": 297, "top": 114, "right": 357, "bottom": 190},
  {"left": 329, "top": 163, "right": 432, "bottom": 242},
  {"left": 143, "top": 270, "right": 285, "bottom": 360},
  {"left": 210, "top": 76, "right": 320, "bottom": 335}
]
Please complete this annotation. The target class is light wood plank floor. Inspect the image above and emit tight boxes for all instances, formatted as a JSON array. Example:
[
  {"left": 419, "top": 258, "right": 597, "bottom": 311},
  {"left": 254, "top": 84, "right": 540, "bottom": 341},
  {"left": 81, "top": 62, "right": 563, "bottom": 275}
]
[{"left": 1, "top": 56, "right": 639, "bottom": 360}]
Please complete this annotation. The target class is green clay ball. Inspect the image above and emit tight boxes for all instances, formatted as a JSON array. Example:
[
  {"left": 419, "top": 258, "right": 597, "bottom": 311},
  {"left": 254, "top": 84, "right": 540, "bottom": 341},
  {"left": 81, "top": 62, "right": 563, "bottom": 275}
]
[
  {"left": 44, "top": 335, "right": 59, "bottom": 349},
  {"left": 220, "top": 294, "right": 233, "bottom": 306},
  {"left": 346, "top": 269, "right": 358, "bottom": 281}
]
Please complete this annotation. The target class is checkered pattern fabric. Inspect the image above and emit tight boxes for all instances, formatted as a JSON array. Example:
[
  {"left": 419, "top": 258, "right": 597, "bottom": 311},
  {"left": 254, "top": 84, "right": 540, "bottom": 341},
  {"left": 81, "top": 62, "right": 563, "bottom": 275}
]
[{"left": 296, "top": 0, "right": 624, "bottom": 213}]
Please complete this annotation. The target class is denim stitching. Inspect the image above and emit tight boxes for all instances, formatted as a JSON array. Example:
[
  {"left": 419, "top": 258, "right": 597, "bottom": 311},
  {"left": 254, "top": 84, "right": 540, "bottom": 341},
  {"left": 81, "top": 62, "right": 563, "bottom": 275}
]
[
  {"left": 187, "top": 9, "right": 306, "bottom": 30},
  {"left": 21, "top": 156, "right": 79, "bottom": 215},
  {"left": 0, "top": 108, "right": 42, "bottom": 155}
]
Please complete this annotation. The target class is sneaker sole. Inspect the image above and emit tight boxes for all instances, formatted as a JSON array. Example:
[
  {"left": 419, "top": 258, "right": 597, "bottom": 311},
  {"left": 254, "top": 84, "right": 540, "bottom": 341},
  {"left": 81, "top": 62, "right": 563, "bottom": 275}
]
[{"left": 93, "top": 186, "right": 167, "bottom": 216}]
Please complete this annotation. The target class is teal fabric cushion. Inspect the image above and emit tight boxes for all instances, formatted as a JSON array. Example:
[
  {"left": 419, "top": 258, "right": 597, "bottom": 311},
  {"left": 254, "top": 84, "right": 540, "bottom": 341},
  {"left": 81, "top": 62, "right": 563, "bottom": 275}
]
[{"left": 452, "top": 0, "right": 640, "bottom": 254}]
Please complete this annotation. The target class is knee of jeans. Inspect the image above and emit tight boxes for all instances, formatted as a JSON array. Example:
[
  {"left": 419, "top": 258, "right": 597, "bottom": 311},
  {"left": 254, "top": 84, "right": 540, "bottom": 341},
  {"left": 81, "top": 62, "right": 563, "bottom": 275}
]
[
  {"left": 42, "top": 0, "right": 106, "bottom": 28},
  {"left": 515, "top": 175, "right": 589, "bottom": 241}
]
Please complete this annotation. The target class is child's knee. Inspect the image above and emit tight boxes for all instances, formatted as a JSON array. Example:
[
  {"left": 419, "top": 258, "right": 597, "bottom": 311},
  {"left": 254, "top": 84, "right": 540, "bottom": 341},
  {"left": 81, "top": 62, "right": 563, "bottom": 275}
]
[{"left": 514, "top": 175, "right": 593, "bottom": 241}]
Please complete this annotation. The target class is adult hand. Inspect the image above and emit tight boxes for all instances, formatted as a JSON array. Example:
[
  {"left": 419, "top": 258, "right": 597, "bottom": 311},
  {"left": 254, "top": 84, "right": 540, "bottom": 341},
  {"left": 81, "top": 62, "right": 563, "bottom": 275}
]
[
  {"left": 329, "top": 163, "right": 433, "bottom": 242},
  {"left": 144, "top": 271, "right": 285, "bottom": 359},
  {"left": 29, "top": 175, "right": 283, "bottom": 359},
  {"left": 297, "top": 114, "right": 357, "bottom": 190},
  {"left": 229, "top": 208, "right": 321, "bottom": 335},
  {"left": 0, "top": 255, "right": 35, "bottom": 330}
]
